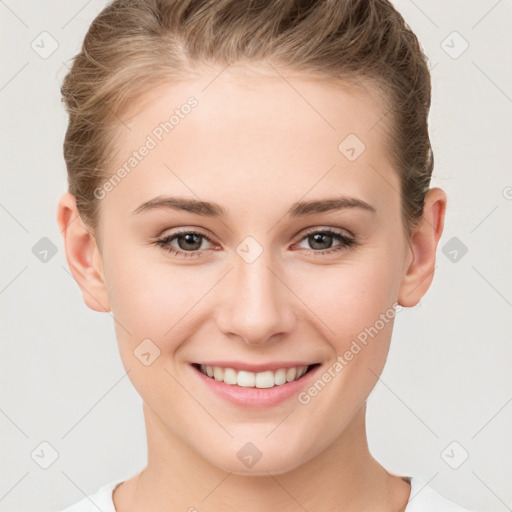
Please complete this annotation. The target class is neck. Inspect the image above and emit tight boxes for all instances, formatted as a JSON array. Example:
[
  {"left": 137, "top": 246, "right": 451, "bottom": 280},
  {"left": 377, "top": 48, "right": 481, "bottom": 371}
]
[{"left": 115, "top": 402, "right": 410, "bottom": 512}]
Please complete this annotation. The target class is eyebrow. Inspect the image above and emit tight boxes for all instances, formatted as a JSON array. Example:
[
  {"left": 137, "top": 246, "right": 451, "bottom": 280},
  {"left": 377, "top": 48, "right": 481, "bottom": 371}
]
[{"left": 132, "top": 195, "right": 376, "bottom": 217}]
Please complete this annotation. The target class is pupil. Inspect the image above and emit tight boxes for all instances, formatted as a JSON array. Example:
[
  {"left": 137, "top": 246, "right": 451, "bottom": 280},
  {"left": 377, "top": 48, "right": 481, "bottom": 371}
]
[
  {"left": 310, "top": 233, "right": 332, "bottom": 250},
  {"left": 179, "top": 233, "right": 201, "bottom": 250}
]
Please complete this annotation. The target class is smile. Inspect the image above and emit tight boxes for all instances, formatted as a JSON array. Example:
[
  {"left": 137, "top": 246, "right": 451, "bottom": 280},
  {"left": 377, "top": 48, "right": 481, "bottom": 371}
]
[{"left": 193, "top": 363, "right": 318, "bottom": 388}]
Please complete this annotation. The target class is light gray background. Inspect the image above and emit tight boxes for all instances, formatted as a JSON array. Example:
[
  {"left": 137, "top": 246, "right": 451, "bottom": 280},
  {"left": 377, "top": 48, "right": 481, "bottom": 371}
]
[{"left": 1, "top": 1, "right": 511, "bottom": 511}]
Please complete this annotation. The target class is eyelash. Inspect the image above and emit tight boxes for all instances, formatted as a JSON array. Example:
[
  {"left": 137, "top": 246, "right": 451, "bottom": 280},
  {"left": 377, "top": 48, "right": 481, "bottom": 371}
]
[{"left": 154, "top": 228, "right": 357, "bottom": 259}]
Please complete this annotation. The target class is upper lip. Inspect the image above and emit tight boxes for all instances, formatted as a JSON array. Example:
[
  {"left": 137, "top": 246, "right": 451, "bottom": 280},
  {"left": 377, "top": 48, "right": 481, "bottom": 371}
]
[{"left": 193, "top": 361, "right": 319, "bottom": 372}]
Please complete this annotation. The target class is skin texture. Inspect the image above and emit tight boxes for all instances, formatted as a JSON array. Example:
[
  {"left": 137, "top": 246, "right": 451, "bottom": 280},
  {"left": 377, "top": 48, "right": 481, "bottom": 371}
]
[{"left": 57, "top": 64, "right": 446, "bottom": 511}]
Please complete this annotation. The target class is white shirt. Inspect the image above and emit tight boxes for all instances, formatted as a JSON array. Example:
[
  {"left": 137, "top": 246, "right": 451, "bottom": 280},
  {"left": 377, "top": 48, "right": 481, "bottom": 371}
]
[{"left": 61, "top": 476, "right": 476, "bottom": 511}]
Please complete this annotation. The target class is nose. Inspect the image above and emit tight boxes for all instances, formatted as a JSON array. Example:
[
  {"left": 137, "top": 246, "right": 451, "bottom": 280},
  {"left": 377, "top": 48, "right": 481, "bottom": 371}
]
[{"left": 216, "top": 249, "right": 297, "bottom": 346}]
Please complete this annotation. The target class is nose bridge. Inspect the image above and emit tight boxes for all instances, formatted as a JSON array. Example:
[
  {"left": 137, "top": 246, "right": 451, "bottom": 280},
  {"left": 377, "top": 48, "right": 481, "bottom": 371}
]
[{"left": 218, "top": 246, "right": 295, "bottom": 344}]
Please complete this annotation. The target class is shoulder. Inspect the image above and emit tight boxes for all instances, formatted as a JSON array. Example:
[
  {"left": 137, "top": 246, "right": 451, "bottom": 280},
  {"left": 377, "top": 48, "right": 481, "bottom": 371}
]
[
  {"left": 404, "top": 476, "right": 477, "bottom": 511},
  {"left": 60, "top": 478, "right": 124, "bottom": 512}
]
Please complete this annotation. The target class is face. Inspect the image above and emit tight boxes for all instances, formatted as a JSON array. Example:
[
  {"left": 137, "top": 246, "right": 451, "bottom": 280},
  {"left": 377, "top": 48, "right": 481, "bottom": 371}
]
[{"left": 73, "top": 66, "right": 418, "bottom": 475}]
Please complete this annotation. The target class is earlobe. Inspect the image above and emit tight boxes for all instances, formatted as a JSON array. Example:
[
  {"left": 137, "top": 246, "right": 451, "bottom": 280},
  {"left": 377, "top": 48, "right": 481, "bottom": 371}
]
[
  {"left": 56, "top": 192, "right": 111, "bottom": 312},
  {"left": 398, "top": 187, "right": 447, "bottom": 307}
]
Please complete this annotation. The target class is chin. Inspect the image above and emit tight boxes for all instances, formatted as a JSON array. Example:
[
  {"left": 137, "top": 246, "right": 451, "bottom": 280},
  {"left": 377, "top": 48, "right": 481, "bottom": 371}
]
[
  {"left": 205, "top": 445, "right": 310, "bottom": 477},
  {"left": 222, "top": 460, "right": 304, "bottom": 477}
]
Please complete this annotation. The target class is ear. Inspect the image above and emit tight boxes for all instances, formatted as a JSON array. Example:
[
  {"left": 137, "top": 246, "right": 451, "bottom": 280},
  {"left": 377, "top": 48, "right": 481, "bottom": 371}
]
[
  {"left": 56, "top": 192, "right": 111, "bottom": 312},
  {"left": 398, "top": 187, "right": 447, "bottom": 307}
]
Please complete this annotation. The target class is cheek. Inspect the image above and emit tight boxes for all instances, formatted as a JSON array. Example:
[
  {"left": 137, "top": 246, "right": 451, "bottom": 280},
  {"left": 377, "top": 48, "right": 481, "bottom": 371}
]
[
  {"left": 103, "top": 247, "right": 209, "bottom": 353},
  {"left": 106, "top": 261, "right": 206, "bottom": 398},
  {"left": 303, "top": 252, "right": 402, "bottom": 340},
  {"left": 296, "top": 246, "right": 404, "bottom": 397},
  {"left": 291, "top": 259, "right": 401, "bottom": 427}
]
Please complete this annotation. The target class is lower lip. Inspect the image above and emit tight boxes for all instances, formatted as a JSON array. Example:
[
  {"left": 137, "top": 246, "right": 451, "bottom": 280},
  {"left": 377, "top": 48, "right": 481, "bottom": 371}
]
[{"left": 191, "top": 364, "right": 321, "bottom": 408}]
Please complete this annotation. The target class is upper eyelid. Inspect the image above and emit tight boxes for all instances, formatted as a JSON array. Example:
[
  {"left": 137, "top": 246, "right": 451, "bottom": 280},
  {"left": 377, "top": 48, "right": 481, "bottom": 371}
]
[{"left": 299, "top": 226, "right": 353, "bottom": 238}]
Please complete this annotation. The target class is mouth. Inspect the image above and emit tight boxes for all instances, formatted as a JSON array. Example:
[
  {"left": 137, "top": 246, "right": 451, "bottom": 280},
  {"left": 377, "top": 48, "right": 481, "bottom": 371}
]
[{"left": 191, "top": 362, "right": 320, "bottom": 389}]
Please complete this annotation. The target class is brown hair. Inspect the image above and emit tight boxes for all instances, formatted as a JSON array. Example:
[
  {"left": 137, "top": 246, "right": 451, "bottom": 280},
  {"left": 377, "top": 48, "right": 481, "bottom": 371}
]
[{"left": 61, "top": 0, "right": 434, "bottom": 239}]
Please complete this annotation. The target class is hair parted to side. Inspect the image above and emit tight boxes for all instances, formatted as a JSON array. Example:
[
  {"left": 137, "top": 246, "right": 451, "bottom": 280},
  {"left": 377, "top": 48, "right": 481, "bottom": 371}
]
[{"left": 61, "top": 0, "right": 434, "bottom": 239}]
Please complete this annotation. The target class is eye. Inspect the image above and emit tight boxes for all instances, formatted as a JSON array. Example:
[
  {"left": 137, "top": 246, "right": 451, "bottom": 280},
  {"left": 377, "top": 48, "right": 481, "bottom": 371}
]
[
  {"left": 154, "top": 227, "right": 356, "bottom": 259},
  {"left": 293, "top": 228, "right": 356, "bottom": 256},
  {"left": 154, "top": 230, "right": 216, "bottom": 259}
]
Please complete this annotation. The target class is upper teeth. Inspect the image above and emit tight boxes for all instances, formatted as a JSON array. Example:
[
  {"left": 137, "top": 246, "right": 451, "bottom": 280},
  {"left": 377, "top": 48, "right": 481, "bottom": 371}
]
[{"left": 199, "top": 365, "right": 310, "bottom": 388}]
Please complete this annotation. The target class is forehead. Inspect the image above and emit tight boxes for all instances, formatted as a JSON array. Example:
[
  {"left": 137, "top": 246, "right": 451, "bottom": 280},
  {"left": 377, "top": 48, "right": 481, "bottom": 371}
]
[
  {"left": 122, "top": 66, "right": 389, "bottom": 141},
  {"left": 103, "top": 66, "right": 397, "bottom": 215}
]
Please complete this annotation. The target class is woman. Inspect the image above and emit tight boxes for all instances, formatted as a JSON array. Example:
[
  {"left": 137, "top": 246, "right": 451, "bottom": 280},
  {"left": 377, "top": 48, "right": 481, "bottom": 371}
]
[{"left": 57, "top": 0, "right": 474, "bottom": 510}]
